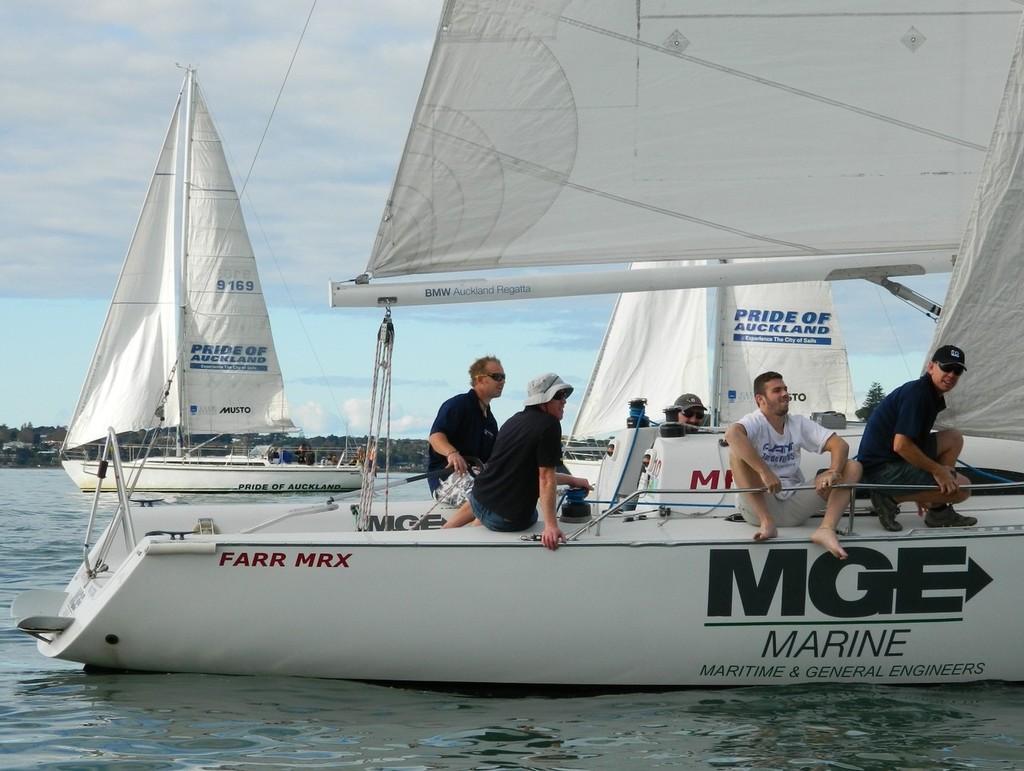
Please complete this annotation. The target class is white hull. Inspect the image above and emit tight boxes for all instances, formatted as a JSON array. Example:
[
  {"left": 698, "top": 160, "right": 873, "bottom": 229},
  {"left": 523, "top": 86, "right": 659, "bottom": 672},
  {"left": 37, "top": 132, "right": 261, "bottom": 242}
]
[
  {"left": 18, "top": 428, "right": 1024, "bottom": 687},
  {"left": 62, "top": 458, "right": 361, "bottom": 494}
]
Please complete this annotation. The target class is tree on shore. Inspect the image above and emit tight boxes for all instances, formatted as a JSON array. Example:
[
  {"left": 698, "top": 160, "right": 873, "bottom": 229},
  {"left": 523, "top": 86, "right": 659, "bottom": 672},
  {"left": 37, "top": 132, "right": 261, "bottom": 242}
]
[{"left": 856, "top": 382, "right": 886, "bottom": 421}]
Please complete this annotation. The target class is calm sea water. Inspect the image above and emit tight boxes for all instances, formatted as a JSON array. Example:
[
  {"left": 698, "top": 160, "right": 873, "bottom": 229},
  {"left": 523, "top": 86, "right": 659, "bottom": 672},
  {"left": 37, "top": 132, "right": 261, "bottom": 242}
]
[{"left": 4, "top": 469, "right": 1024, "bottom": 770}]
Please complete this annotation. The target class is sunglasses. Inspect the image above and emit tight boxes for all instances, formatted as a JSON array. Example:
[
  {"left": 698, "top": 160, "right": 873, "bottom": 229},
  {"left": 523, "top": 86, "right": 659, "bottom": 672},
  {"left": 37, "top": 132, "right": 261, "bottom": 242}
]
[
  {"left": 481, "top": 372, "right": 506, "bottom": 382},
  {"left": 553, "top": 390, "right": 571, "bottom": 401},
  {"left": 937, "top": 362, "right": 965, "bottom": 376},
  {"left": 683, "top": 409, "right": 705, "bottom": 419}
]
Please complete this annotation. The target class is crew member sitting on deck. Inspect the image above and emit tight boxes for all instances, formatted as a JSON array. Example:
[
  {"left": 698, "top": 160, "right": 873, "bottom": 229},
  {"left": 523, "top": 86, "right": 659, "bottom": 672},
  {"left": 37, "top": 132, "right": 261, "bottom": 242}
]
[
  {"left": 725, "top": 370, "right": 861, "bottom": 560},
  {"left": 442, "top": 372, "right": 592, "bottom": 551}
]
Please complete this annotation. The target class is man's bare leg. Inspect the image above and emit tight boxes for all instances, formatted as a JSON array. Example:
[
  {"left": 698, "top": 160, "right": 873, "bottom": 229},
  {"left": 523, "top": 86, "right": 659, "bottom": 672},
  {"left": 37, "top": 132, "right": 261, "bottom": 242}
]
[
  {"left": 811, "top": 494, "right": 848, "bottom": 560},
  {"left": 729, "top": 453, "right": 778, "bottom": 543},
  {"left": 810, "top": 468, "right": 857, "bottom": 559},
  {"left": 753, "top": 513, "right": 778, "bottom": 543},
  {"left": 442, "top": 501, "right": 478, "bottom": 529}
]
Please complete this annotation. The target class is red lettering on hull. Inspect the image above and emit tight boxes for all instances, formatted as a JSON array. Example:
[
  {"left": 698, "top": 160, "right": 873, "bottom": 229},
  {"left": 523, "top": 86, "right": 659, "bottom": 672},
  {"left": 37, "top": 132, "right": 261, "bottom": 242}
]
[
  {"left": 295, "top": 552, "right": 353, "bottom": 568},
  {"left": 690, "top": 469, "right": 734, "bottom": 489},
  {"left": 218, "top": 551, "right": 351, "bottom": 567},
  {"left": 218, "top": 551, "right": 287, "bottom": 567}
]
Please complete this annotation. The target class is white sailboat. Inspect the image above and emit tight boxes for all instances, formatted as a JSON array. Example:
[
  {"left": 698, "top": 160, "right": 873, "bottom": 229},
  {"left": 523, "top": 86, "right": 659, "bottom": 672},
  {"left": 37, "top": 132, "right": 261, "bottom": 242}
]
[
  {"left": 60, "top": 69, "right": 360, "bottom": 495},
  {"left": 16, "top": 2, "right": 1024, "bottom": 688}
]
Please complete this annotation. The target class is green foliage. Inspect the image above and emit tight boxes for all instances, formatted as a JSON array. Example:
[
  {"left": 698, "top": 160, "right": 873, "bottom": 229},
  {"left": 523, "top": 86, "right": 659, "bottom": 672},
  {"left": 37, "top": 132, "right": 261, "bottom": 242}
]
[
  {"left": 855, "top": 382, "right": 887, "bottom": 421},
  {"left": 0, "top": 425, "right": 432, "bottom": 471}
]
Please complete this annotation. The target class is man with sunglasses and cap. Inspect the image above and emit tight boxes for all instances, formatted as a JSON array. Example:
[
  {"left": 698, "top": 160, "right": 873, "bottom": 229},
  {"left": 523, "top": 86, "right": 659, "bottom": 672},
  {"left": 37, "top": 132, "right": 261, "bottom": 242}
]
[
  {"left": 443, "top": 372, "right": 592, "bottom": 550},
  {"left": 674, "top": 393, "right": 708, "bottom": 430},
  {"left": 858, "top": 344, "right": 975, "bottom": 530},
  {"left": 427, "top": 356, "right": 505, "bottom": 498}
]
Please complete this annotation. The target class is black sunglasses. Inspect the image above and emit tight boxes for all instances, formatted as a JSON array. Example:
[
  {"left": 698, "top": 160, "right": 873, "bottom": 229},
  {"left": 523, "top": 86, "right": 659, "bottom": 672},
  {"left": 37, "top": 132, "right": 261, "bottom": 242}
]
[
  {"left": 937, "top": 362, "right": 965, "bottom": 376},
  {"left": 481, "top": 372, "right": 506, "bottom": 382},
  {"left": 683, "top": 409, "right": 705, "bottom": 418},
  {"left": 553, "top": 390, "right": 571, "bottom": 401}
]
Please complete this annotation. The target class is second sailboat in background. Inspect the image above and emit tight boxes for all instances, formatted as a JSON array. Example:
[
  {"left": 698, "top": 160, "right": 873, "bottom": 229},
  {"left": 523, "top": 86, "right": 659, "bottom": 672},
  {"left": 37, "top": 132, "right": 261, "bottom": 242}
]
[{"left": 61, "top": 68, "right": 360, "bottom": 494}]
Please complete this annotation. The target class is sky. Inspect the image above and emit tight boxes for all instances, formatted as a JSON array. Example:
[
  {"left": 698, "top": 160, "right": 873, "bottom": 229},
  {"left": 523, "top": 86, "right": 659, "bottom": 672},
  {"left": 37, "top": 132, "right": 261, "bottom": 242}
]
[{"left": 0, "top": 1, "right": 954, "bottom": 440}]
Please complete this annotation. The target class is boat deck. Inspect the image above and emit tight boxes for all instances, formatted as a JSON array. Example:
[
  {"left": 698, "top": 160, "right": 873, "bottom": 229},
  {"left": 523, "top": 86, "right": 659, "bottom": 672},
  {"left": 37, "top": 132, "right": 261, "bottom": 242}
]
[{"left": 92, "top": 491, "right": 1024, "bottom": 552}]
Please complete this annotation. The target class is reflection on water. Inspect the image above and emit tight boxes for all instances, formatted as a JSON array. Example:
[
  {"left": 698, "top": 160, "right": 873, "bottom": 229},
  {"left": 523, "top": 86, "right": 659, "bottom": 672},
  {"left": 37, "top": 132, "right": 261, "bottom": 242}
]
[
  {"left": 5, "top": 669, "right": 1024, "bottom": 770},
  {"left": 3, "top": 471, "right": 1024, "bottom": 769}
]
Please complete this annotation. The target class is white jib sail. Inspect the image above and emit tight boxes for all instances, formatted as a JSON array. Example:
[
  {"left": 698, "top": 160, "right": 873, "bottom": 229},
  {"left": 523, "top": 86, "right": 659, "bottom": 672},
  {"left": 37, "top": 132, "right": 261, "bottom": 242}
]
[
  {"left": 931, "top": 11, "right": 1024, "bottom": 441},
  {"left": 572, "top": 262, "right": 708, "bottom": 438},
  {"left": 177, "top": 80, "right": 295, "bottom": 437}
]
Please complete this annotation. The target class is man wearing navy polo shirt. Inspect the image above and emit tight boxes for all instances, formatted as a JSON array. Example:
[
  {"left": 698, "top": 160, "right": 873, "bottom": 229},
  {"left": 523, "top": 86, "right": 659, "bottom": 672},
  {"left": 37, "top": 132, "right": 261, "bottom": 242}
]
[
  {"left": 858, "top": 344, "right": 974, "bottom": 530},
  {"left": 427, "top": 356, "right": 504, "bottom": 496}
]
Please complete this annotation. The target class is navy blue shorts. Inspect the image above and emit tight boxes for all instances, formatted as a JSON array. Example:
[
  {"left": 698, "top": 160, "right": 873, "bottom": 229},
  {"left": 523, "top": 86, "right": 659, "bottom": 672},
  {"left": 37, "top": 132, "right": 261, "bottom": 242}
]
[{"left": 864, "top": 434, "right": 941, "bottom": 491}]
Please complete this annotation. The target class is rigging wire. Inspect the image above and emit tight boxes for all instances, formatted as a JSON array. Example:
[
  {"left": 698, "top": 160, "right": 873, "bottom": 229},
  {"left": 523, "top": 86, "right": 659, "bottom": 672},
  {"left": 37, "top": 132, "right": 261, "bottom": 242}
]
[
  {"left": 225, "top": 0, "right": 356, "bottom": 453},
  {"left": 358, "top": 309, "right": 395, "bottom": 531},
  {"left": 866, "top": 277, "right": 942, "bottom": 386}
]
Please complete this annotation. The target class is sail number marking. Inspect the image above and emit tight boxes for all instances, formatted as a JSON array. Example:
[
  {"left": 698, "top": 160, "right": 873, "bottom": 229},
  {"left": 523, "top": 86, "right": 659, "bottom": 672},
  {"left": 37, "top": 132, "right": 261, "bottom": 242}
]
[{"left": 216, "top": 279, "right": 256, "bottom": 291}]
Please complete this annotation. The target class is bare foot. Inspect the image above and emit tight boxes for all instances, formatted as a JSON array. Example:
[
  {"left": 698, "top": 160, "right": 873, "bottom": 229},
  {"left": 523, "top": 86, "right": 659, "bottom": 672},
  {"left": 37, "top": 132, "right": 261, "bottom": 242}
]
[
  {"left": 753, "top": 524, "right": 778, "bottom": 543},
  {"left": 811, "top": 526, "right": 848, "bottom": 560}
]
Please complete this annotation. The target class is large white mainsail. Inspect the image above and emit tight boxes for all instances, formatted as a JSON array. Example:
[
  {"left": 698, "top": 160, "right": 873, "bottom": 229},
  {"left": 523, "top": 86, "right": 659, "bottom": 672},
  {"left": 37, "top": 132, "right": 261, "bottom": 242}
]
[
  {"left": 932, "top": 16, "right": 1024, "bottom": 440},
  {"left": 63, "top": 103, "right": 181, "bottom": 449},
  {"left": 333, "top": 2, "right": 1018, "bottom": 308},
  {"left": 64, "top": 69, "right": 295, "bottom": 452}
]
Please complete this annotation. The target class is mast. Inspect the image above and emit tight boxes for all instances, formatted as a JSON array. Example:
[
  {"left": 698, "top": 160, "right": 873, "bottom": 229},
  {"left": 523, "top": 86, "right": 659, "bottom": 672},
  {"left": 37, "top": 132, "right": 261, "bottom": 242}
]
[
  {"left": 175, "top": 67, "right": 196, "bottom": 455},
  {"left": 708, "top": 264, "right": 728, "bottom": 428}
]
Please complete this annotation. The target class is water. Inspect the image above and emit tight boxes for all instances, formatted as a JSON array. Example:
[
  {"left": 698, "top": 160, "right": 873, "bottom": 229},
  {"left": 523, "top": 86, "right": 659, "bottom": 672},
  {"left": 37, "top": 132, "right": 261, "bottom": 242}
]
[{"left": 4, "top": 469, "right": 1024, "bottom": 770}]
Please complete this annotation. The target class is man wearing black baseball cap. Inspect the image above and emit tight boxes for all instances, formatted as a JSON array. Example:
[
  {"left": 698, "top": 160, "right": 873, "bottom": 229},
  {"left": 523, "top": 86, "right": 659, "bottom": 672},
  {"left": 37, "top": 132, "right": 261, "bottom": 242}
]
[
  {"left": 674, "top": 393, "right": 707, "bottom": 428},
  {"left": 857, "top": 344, "right": 974, "bottom": 529}
]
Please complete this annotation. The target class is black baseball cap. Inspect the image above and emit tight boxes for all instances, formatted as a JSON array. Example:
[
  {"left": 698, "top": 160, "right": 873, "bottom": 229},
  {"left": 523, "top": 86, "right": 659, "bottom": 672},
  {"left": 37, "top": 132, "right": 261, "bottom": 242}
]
[{"left": 932, "top": 344, "right": 966, "bottom": 371}]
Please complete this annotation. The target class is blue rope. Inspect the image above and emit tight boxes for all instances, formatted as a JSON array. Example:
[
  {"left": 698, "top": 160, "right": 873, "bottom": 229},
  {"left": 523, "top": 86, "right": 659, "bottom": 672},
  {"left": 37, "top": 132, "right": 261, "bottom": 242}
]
[
  {"left": 611, "top": 427, "right": 646, "bottom": 504},
  {"left": 956, "top": 459, "right": 1015, "bottom": 483}
]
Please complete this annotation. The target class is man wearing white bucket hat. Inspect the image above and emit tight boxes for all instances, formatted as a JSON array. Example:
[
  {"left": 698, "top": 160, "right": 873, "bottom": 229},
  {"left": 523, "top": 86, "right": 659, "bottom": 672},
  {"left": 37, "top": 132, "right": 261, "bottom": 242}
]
[{"left": 443, "top": 372, "right": 592, "bottom": 550}]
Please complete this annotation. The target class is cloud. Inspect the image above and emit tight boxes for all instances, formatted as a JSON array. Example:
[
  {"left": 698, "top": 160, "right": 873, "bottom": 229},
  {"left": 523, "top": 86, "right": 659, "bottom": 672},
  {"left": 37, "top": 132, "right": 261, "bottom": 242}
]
[{"left": 292, "top": 400, "right": 328, "bottom": 435}]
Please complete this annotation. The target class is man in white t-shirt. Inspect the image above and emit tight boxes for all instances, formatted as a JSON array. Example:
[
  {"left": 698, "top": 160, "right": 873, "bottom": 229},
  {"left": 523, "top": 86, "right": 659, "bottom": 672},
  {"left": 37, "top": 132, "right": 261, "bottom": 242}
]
[{"left": 724, "top": 371, "right": 862, "bottom": 560}]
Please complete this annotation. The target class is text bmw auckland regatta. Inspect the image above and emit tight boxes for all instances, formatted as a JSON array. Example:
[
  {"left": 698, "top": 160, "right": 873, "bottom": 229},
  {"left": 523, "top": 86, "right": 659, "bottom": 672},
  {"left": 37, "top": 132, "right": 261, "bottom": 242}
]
[{"left": 424, "top": 283, "right": 533, "bottom": 299}]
